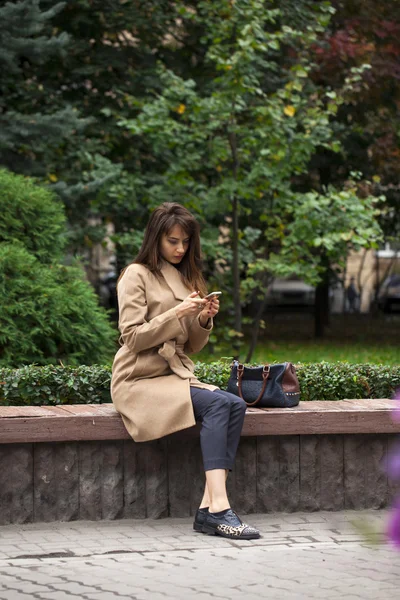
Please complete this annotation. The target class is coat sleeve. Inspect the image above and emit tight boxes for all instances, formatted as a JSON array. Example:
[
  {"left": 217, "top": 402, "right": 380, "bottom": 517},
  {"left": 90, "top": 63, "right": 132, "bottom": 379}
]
[
  {"left": 117, "top": 265, "right": 184, "bottom": 353},
  {"left": 184, "top": 315, "right": 213, "bottom": 354}
]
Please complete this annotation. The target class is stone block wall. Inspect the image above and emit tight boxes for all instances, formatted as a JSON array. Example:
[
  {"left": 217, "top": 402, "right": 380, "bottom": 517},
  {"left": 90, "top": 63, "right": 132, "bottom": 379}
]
[{"left": 0, "top": 433, "right": 397, "bottom": 525}]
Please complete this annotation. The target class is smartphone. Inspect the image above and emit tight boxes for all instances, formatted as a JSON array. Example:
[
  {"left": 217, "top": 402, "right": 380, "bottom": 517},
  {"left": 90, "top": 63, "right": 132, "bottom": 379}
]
[{"left": 204, "top": 291, "right": 222, "bottom": 299}]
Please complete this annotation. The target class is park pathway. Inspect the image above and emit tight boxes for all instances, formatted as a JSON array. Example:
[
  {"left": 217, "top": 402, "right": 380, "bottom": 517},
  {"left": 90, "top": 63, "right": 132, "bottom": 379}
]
[{"left": 0, "top": 510, "right": 399, "bottom": 599}]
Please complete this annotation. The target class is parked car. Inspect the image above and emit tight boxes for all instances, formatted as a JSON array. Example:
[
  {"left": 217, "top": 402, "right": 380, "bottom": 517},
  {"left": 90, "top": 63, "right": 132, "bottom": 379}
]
[
  {"left": 378, "top": 274, "right": 400, "bottom": 313},
  {"left": 265, "top": 277, "right": 315, "bottom": 308}
]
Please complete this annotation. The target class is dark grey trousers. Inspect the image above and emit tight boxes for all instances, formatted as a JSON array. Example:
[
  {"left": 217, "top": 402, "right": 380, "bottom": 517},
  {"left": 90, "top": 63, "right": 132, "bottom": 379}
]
[{"left": 190, "top": 387, "right": 247, "bottom": 471}]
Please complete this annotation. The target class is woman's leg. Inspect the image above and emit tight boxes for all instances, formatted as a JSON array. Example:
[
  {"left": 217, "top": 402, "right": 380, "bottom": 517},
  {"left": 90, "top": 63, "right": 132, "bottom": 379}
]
[
  {"left": 190, "top": 388, "right": 233, "bottom": 471},
  {"left": 190, "top": 388, "right": 232, "bottom": 512},
  {"left": 199, "top": 471, "right": 228, "bottom": 509},
  {"left": 217, "top": 390, "right": 247, "bottom": 467},
  {"left": 191, "top": 387, "right": 260, "bottom": 539},
  {"left": 191, "top": 388, "right": 246, "bottom": 512},
  {"left": 205, "top": 470, "right": 229, "bottom": 512},
  {"left": 199, "top": 482, "right": 210, "bottom": 510}
]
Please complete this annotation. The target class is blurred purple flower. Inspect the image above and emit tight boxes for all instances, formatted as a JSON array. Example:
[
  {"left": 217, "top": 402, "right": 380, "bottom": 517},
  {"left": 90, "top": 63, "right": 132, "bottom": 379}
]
[
  {"left": 387, "top": 445, "right": 400, "bottom": 479},
  {"left": 387, "top": 502, "right": 400, "bottom": 549},
  {"left": 387, "top": 388, "right": 400, "bottom": 550}
]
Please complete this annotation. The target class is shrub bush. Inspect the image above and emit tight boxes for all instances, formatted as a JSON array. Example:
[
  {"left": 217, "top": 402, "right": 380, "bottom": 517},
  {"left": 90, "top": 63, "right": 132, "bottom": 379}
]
[
  {"left": 0, "top": 169, "right": 66, "bottom": 263},
  {"left": 1, "top": 361, "right": 399, "bottom": 406},
  {"left": 0, "top": 170, "right": 117, "bottom": 367},
  {"left": 0, "top": 243, "right": 117, "bottom": 367}
]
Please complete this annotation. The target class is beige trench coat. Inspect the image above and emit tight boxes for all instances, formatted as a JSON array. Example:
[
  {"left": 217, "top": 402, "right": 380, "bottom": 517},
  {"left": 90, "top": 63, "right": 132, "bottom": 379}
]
[{"left": 111, "top": 260, "right": 218, "bottom": 442}]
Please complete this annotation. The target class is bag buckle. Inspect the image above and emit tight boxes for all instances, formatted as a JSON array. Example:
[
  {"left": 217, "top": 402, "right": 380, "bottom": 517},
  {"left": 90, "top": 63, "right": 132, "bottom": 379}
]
[
  {"left": 262, "top": 365, "right": 270, "bottom": 380},
  {"left": 237, "top": 363, "right": 244, "bottom": 380}
]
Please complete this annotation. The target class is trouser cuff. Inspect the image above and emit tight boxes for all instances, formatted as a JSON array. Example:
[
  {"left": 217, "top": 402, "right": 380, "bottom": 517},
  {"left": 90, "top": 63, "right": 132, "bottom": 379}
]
[{"left": 203, "top": 458, "right": 233, "bottom": 471}]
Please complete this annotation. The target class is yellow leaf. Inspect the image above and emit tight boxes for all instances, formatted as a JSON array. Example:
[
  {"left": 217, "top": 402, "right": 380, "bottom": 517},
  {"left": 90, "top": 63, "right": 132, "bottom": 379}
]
[
  {"left": 225, "top": 65, "right": 233, "bottom": 70},
  {"left": 284, "top": 105, "right": 296, "bottom": 117},
  {"left": 48, "top": 174, "right": 58, "bottom": 182},
  {"left": 228, "top": 329, "right": 244, "bottom": 338},
  {"left": 372, "top": 175, "right": 381, "bottom": 183},
  {"left": 216, "top": 165, "right": 222, "bottom": 172},
  {"left": 176, "top": 104, "right": 186, "bottom": 114}
]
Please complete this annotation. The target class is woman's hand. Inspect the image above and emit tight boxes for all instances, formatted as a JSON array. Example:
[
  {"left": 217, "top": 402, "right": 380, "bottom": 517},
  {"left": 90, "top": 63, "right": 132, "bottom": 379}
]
[
  {"left": 175, "top": 291, "right": 207, "bottom": 319},
  {"left": 199, "top": 296, "right": 219, "bottom": 327}
]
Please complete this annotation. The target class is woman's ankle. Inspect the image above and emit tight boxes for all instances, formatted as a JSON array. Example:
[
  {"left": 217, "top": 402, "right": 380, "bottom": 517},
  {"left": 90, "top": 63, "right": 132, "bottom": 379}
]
[{"left": 209, "top": 502, "right": 230, "bottom": 514}]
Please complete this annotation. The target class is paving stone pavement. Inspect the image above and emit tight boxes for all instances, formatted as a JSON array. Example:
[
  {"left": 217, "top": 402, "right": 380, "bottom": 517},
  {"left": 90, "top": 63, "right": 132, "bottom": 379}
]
[{"left": 0, "top": 511, "right": 399, "bottom": 599}]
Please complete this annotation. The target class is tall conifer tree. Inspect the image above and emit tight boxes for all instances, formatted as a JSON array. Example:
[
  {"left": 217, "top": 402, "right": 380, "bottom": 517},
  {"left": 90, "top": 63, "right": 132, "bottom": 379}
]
[{"left": 0, "top": 0, "right": 82, "bottom": 174}]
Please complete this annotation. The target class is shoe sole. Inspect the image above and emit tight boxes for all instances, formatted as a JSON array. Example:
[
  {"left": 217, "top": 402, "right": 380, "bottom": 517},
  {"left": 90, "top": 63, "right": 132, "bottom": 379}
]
[
  {"left": 193, "top": 522, "right": 204, "bottom": 533},
  {"left": 202, "top": 524, "right": 260, "bottom": 540}
]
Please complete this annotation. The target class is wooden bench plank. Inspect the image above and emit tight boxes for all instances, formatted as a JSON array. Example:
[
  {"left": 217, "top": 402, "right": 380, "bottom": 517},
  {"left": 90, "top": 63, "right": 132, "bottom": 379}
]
[
  {"left": 47, "top": 405, "right": 111, "bottom": 416},
  {"left": 0, "top": 400, "right": 398, "bottom": 444},
  {"left": 241, "top": 406, "right": 397, "bottom": 436},
  {"left": 0, "top": 406, "right": 68, "bottom": 418}
]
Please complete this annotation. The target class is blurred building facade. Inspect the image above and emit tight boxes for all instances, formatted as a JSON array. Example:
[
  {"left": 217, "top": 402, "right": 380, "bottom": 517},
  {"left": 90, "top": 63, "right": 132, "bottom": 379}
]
[{"left": 345, "top": 245, "right": 400, "bottom": 313}]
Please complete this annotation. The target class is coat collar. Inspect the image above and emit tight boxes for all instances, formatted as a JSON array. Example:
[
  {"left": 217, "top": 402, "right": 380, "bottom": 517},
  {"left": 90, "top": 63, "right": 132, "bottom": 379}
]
[{"left": 160, "top": 259, "right": 191, "bottom": 301}]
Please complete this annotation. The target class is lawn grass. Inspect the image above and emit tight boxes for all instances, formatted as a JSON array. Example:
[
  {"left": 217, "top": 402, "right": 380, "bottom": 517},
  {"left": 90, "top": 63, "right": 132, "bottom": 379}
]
[
  {"left": 199, "top": 341, "right": 399, "bottom": 365},
  {"left": 197, "top": 314, "right": 400, "bottom": 366}
]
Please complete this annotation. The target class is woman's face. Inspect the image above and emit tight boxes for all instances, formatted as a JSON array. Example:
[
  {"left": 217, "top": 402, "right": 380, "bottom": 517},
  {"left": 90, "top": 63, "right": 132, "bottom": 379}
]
[{"left": 160, "top": 224, "right": 190, "bottom": 265}]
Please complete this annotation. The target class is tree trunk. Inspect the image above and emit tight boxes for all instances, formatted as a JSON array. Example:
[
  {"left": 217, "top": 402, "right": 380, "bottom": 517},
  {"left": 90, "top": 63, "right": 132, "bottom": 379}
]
[
  {"left": 314, "top": 280, "right": 330, "bottom": 338},
  {"left": 228, "top": 123, "right": 241, "bottom": 356},
  {"left": 231, "top": 193, "right": 242, "bottom": 355},
  {"left": 245, "top": 297, "right": 268, "bottom": 363},
  {"left": 356, "top": 247, "right": 368, "bottom": 312},
  {"left": 245, "top": 271, "right": 271, "bottom": 363},
  {"left": 341, "top": 261, "right": 347, "bottom": 314},
  {"left": 374, "top": 253, "right": 380, "bottom": 305}
]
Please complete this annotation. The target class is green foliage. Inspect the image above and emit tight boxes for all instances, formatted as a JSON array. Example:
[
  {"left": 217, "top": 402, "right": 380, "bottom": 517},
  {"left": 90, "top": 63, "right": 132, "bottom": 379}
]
[
  {"left": 196, "top": 360, "right": 400, "bottom": 400},
  {"left": 1, "top": 0, "right": 394, "bottom": 284},
  {"left": 113, "top": 0, "right": 383, "bottom": 348},
  {"left": 0, "top": 0, "right": 117, "bottom": 252},
  {"left": 117, "top": 2, "right": 337, "bottom": 212},
  {"left": 25, "top": 0, "right": 186, "bottom": 255},
  {"left": 0, "top": 365, "right": 112, "bottom": 406},
  {"left": 0, "top": 0, "right": 392, "bottom": 351},
  {"left": 114, "top": 0, "right": 345, "bottom": 347},
  {"left": 0, "top": 169, "right": 66, "bottom": 263},
  {"left": 0, "top": 243, "right": 117, "bottom": 367},
  {"left": 297, "top": 362, "right": 400, "bottom": 401},
  {"left": 0, "top": 170, "right": 117, "bottom": 367},
  {"left": 0, "top": 0, "right": 68, "bottom": 74},
  {"left": 1, "top": 361, "right": 398, "bottom": 406},
  {"left": 0, "top": 0, "right": 83, "bottom": 172},
  {"left": 312, "top": 1, "right": 400, "bottom": 245},
  {"left": 193, "top": 360, "right": 233, "bottom": 389},
  {"left": 262, "top": 186, "right": 383, "bottom": 284}
]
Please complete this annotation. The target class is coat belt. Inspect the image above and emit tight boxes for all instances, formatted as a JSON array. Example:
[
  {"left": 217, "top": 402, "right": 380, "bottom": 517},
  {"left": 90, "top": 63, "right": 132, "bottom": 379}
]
[{"left": 158, "top": 340, "right": 193, "bottom": 380}]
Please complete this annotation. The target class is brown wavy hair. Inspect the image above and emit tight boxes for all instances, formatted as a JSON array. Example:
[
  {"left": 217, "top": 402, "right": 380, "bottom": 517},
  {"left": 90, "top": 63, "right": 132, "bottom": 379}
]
[{"left": 117, "top": 202, "right": 208, "bottom": 296}]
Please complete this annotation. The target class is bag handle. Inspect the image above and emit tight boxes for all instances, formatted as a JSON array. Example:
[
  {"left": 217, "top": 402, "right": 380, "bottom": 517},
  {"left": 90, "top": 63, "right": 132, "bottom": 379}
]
[{"left": 237, "top": 363, "right": 270, "bottom": 407}]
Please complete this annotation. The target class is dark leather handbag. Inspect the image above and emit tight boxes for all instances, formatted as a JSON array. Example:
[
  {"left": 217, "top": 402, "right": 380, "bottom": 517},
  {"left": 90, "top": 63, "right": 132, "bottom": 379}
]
[{"left": 226, "top": 360, "right": 300, "bottom": 408}]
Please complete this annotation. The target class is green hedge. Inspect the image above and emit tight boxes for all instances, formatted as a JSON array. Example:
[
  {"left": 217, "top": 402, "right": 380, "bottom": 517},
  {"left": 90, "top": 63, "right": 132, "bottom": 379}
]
[{"left": 1, "top": 361, "right": 399, "bottom": 406}]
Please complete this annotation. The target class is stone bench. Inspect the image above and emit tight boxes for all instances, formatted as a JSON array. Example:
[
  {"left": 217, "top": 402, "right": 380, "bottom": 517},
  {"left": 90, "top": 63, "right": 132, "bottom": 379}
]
[{"left": 0, "top": 400, "right": 398, "bottom": 525}]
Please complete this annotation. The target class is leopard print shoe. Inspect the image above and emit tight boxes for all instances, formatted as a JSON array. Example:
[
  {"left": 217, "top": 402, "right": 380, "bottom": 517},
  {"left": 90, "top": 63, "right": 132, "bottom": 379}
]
[{"left": 202, "top": 508, "right": 260, "bottom": 540}]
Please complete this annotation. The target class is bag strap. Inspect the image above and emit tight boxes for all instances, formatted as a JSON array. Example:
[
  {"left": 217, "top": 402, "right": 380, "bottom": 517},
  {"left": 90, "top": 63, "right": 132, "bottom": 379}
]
[{"left": 237, "top": 363, "right": 270, "bottom": 407}]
